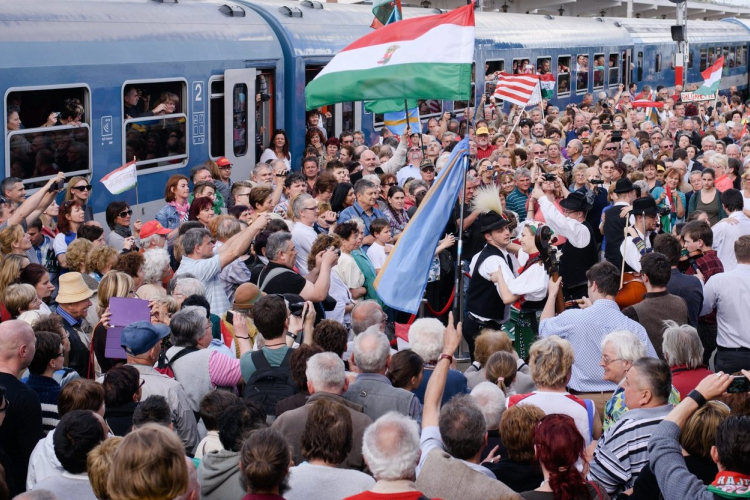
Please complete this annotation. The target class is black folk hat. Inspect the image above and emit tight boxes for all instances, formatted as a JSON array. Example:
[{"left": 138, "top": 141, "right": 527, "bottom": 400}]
[
  {"left": 632, "top": 196, "right": 659, "bottom": 216},
  {"left": 559, "top": 191, "right": 594, "bottom": 212}
]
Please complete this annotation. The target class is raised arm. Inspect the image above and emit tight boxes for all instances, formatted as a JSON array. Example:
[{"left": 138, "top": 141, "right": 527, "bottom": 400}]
[
  {"left": 217, "top": 214, "right": 269, "bottom": 268},
  {"left": 423, "top": 312, "right": 462, "bottom": 428}
]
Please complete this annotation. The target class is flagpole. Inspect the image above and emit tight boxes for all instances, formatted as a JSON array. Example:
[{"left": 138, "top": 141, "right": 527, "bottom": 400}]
[
  {"left": 133, "top": 156, "right": 139, "bottom": 217},
  {"left": 452, "top": 154, "right": 470, "bottom": 322},
  {"left": 504, "top": 108, "right": 524, "bottom": 149}
]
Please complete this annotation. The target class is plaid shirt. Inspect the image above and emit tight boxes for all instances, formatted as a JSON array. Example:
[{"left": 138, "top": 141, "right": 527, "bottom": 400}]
[{"left": 686, "top": 250, "right": 724, "bottom": 324}]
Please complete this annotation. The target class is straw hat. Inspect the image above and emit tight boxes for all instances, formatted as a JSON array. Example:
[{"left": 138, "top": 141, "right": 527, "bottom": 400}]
[
  {"left": 233, "top": 283, "right": 263, "bottom": 311},
  {"left": 56, "top": 272, "right": 94, "bottom": 304}
]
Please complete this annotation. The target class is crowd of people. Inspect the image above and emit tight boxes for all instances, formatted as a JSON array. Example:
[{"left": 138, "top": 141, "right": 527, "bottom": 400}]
[{"left": 0, "top": 78, "right": 749, "bottom": 500}]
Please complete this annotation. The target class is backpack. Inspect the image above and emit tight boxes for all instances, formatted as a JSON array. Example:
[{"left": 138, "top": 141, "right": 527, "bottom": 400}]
[
  {"left": 241, "top": 349, "right": 298, "bottom": 417},
  {"left": 155, "top": 347, "right": 200, "bottom": 378}
]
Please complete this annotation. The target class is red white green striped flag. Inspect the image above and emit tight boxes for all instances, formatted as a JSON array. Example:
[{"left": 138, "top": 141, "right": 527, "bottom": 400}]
[
  {"left": 305, "top": 4, "right": 475, "bottom": 110},
  {"left": 539, "top": 73, "right": 555, "bottom": 100},
  {"left": 696, "top": 56, "right": 723, "bottom": 96}
]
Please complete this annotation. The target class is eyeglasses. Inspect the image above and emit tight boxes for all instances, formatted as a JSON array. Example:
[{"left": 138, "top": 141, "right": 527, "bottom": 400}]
[
  {"left": 118, "top": 209, "right": 133, "bottom": 218},
  {"left": 601, "top": 355, "right": 623, "bottom": 365},
  {"left": 57, "top": 351, "right": 65, "bottom": 358},
  {"left": 604, "top": 147, "right": 619, "bottom": 151},
  {"left": 139, "top": 379, "right": 146, "bottom": 389},
  {"left": 72, "top": 185, "right": 92, "bottom": 192},
  {"left": 532, "top": 151, "right": 546, "bottom": 155}
]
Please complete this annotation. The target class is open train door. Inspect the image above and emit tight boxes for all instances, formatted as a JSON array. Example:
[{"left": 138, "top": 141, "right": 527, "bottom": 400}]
[{"left": 223, "top": 68, "right": 256, "bottom": 181}]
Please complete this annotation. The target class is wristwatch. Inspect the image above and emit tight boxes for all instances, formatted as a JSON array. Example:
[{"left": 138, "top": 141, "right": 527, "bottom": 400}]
[{"left": 687, "top": 389, "right": 707, "bottom": 408}]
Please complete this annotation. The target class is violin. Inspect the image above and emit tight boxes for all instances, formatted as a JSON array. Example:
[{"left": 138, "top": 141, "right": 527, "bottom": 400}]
[
  {"left": 536, "top": 225, "right": 565, "bottom": 314},
  {"left": 677, "top": 249, "right": 704, "bottom": 274},
  {"left": 615, "top": 272, "right": 646, "bottom": 309}
]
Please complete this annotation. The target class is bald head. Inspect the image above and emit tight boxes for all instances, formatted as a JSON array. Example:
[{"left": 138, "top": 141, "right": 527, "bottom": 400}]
[
  {"left": 0, "top": 320, "right": 36, "bottom": 370},
  {"left": 351, "top": 300, "right": 385, "bottom": 335}
]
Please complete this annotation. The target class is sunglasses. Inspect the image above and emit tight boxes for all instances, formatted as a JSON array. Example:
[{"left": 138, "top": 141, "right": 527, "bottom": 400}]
[
  {"left": 119, "top": 209, "right": 133, "bottom": 218},
  {"left": 385, "top": 182, "right": 398, "bottom": 187},
  {"left": 72, "top": 185, "right": 92, "bottom": 192},
  {"left": 422, "top": 167, "right": 435, "bottom": 173},
  {"left": 604, "top": 147, "right": 619, "bottom": 151}
]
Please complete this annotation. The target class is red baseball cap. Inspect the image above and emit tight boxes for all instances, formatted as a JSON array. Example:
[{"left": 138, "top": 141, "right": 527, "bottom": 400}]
[
  {"left": 216, "top": 157, "right": 232, "bottom": 167},
  {"left": 140, "top": 221, "right": 171, "bottom": 239}
]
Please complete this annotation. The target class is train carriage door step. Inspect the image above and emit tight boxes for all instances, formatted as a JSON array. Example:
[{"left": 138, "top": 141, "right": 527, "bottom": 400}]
[{"left": 224, "top": 68, "right": 256, "bottom": 181}]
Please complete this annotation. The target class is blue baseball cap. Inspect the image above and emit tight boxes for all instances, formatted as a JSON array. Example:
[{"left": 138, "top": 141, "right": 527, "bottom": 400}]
[{"left": 121, "top": 321, "right": 170, "bottom": 356}]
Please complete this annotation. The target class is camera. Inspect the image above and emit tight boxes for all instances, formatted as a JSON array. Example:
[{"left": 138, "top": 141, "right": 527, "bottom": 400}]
[
  {"left": 259, "top": 93, "right": 271, "bottom": 102},
  {"left": 542, "top": 173, "right": 557, "bottom": 182},
  {"left": 590, "top": 179, "right": 604, "bottom": 185},
  {"left": 289, "top": 302, "right": 305, "bottom": 317},
  {"left": 658, "top": 206, "right": 671, "bottom": 217},
  {"left": 611, "top": 131, "right": 623, "bottom": 142},
  {"left": 602, "top": 123, "right": 613, "bottom": 130},
  {"left": 449, "top": 112, "right": 456, "bottom": 119}
]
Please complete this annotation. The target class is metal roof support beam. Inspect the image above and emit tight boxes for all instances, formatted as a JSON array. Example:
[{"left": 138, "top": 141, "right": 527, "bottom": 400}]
[{"left": 519, "top": 0, "right": 575, "bottom": 11}]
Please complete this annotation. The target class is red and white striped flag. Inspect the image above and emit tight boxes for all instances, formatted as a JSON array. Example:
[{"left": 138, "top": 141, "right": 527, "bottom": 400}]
[{"left": 493, "top": 73, "right": 542, "bottom": 107}]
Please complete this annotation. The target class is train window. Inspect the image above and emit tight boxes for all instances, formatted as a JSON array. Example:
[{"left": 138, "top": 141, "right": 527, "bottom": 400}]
[
  {"left": 232, "top": 84, "right": 248, "bottom": 157},
  {"left": 708, "top": 47, "right": 715, "bottom": 66},
  {"left": 655, "top": 54, "right": 661, "bottom": 73},
  {"left": 590, "top": 54, "right": 602, "bottom": 91},
  {"left": 700, "top": 49, "right": 707, "bottom": 72},
  {"left": 577, "top": 54, "right": 590, "bottom": 93},
  {"left": 5, "top": 85, "right": 91, "bottom": 186},
  {"left": 608, "top": 54, "right": 619, "bottom": 87},
  {"left": 537, "top": 57, "right": 551, "bottom": 75},
  {"left": 688, "top": 50, "right": 693, "bottom": 69},
  {"left": 557, "top": 56, "right": 571, "bottom": 97},
  {"left": 419, "top": 100, "right": 443, "bottom": 118},
  {"left": 122, "top": 80, "right": 187, "bottom": 172},
  {"left": 732, "top": 46, "right": 739, "bottom": 69},
  {"left": 743, "top": 45, "right": 748, "bottom": 66},
  {"left": 209, "top": 77, "right": 225, "bottom": 159},
  {"left": 723, "top": 47, "right": 729, "bottom": 68},
  {"left": 485, "top": 59, "right": 504, "bottom": 80},
  {"left": 637, "top": 52, "right": 643, "bottom": 82},
  {"left": 513, "top": 58, "right": 534, "bottom": 75}
]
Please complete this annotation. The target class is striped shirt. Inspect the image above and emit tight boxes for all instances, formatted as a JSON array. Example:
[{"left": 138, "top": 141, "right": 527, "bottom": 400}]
[
  {"left": 506, "top": 187, "right": 531, "bottom": 222},
  {"left": 588, "top": 404, "right": 672, "bottom": 495},
  {"left": 25, "top": 374, "right": 61, "bottom": 434}
]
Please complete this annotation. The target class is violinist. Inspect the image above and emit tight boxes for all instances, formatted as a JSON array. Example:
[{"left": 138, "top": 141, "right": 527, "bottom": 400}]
[
  {"left": 491, "top": 221, "right": 550, "bottom": 358},
  {"left": 602, "top": 178, "right": 637, "bottom": 270},
  {"left": 680, "top": 220, "right": 725, "bottom": 365},
  {"left": 620, "top": 197, "right": 659, "bottom": 273},
  {"left": 534, "top": 183, "right": 599, "bottom": 301}
]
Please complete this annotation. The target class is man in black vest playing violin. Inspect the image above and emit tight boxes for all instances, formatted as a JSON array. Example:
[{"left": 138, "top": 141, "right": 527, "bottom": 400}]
[
  {"left": 534, "top": 184, "right": 599, "bottom": 301},
  {"left": 464, "top": 211, "right": 516, "bottom": 361},
  {"left": 602, "top": 178, "right": 638, "bottom": 271}
]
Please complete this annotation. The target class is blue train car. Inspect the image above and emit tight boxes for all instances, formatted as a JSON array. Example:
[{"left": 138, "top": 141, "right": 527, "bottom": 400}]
[
  {"left": 1, "top": 0, "right": 283, "bottom": 222},
  {"left": 616, "top": 18, "right": 749, "bottom": 94}
]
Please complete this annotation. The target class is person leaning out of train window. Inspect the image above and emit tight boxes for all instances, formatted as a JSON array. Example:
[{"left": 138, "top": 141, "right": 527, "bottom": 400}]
[
  {"left": 64, "top": 176, "right": 94, "bottom": 222},
  {"left": 208, "top": 157, "right": 234, "bottom": 209},
  {"left": 155, "top": 174, "right": 190, "bottom": 239},
  {"left": 150, "top": 92, "right": 179, "bottom": 116},
  {"left": 105, "top": 201, "right": 142, "bottom": 253},
  {"left": 188, "top": 164, "right": 225, "bottom": 215},
  {"left": 41, "top": 98, "right": 85, "bottom": 128},
  {"left": 54, "top": 199, "right": 86, "bottom": 269}
]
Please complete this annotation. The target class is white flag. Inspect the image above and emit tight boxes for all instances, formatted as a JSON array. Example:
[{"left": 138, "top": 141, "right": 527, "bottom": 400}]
[{"left": 101, "top": 160, "right": 137, "bottom": 195}]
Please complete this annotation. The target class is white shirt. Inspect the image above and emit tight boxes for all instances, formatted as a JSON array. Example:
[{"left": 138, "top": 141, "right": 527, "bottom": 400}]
[
  {"left": 468, "top": 245, "right": 518, "bottom": 324},
  {"left": 506, "top": 260, "right": 548, "bottom": 302},
  {"left": 397, "top": 164, "right": 421, "bottom": 186},
  {"left": 712, "top": 211, "right": 750, "bottom": 272},
  {"left": 259, "top": 148, "right": 291, "bottom": 169},
  {"left": 538, "top": 196, "right": 591, "bottom": 248},
  {"left": 176, "top": 254, "right": 230, "bottom": 316},
  {"left": 509, "top": 390, "right": 592, "bottom": 444},
  {"left": 701, "top": 263, "right": 750, "bottom": 349},
  {"left": 366, "top": 242, "right": 387, "bottom": 270},
  {"left": 620, "top": 227, "right": 651, "bottom": 273},
  {"left": 291, "top": 222, "right": 318, "bottom": 276}
]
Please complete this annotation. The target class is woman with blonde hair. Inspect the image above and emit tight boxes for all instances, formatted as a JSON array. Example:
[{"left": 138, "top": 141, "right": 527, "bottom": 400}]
[
  {"left": 307, "top": 233, "right": 352, "bottom": 327},
  {"left": 0, "top": 253, "right": 30, "bottom": 321},
  {"left": 0, "top": 224, "right": 32, "bottom": 256},
  {"left": 86, "top": 245, "right": 119, "bottom": 282},
  {"left": 4, "top": 283, "right": 40, "bottom": 319},
  {"left": 63, "top": 176, "right": 94, "bottom": 222},
  {"left": 92, "top": 271, "right": 135, "bottom": 375},
  {"left": 108, "top": 424, "right": 189, "bottom": 500},
  {"left": 88, "top": 437, "right": 124, "bottom": 500},
  {"left": 485, "top": 351, "right": 519, "bottom": 396},
  {"left": 465, "top": 329, "right": 513, "bottom": 390},
  {"left": 508, "top": 335, "right": 602, "bottom": 444}
]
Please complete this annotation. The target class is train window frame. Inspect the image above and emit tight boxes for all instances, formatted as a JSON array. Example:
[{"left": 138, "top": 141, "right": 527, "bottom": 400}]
[
  {"left": 513, "top": 58, "right": 533, "bottom": 75},
  {"left": 576, "top": 53, "right": 590, "bottom": 94},
  {"left": 688, "top": 49, "right": 693, "bottom": 69},
  {"left": 557, "top": 55, "right": 571, "bottom": 98},
  {"left": 732, "top": 45, "right": 739, "bottom": 69},
  {"left": 589, "top": 53, "right": 602, "bottom": 91},
  {"left": 4, "top": 83, "right": 93, "bottom": 187},
  {"left": 700, "top": 48, "right": 707, "bottom": 72},
  {"left": 208, "top": 75, "right": 225, "bottom": 160},
  {"left": 608, "top": 53, "right": 620, "bottom": 88},
  {"left": 743, "top": 44, "right": 748, "bottom": 67},
  {"left": 723, "top": 47, "right": 729, "bottom": 68},
  {"left": 484, "top": 59, "right": 504, "bottom": 101},
  {"left": 121, "top": 78, "right": 188, "bottom": 174},
  {"left": 655, "top": 53, "right": 661, "bottom": 73},
  {"left": 536, "top": 56, "right": 552, "bottom": 75},
  {"left": 637, "top": 51, "right": 643, "bottom": 82}
]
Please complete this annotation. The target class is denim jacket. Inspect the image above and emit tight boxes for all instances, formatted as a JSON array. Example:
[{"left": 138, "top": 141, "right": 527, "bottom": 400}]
[{"left": 155, "top": 204, "right": 182, "bottom": 230}]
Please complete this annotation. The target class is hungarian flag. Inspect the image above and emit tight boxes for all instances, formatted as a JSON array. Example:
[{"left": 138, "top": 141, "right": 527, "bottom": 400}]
[
  {"left": 101, "top": 160, "right": 137, "bottom": 195},
  {"left": 631, "top": 100, "right": 665, "bottom": 109},
  {"left": 539, "top": 74, "right": 555, "bottom": 100},
  {"left": 371, "top": 0, "right": 402, "bottom": 29},
  {"left": 696, "top": 56, "right": 724, "bottom": 96},
  {"left": 492, "top": 73, "right": 542, "bottom": 107},
  {"left": 305, "top": 4, "right": 475, "bottom": 110}
]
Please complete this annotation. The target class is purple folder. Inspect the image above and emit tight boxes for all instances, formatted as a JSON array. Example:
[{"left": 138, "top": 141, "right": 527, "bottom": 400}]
[{"left": 104, "top": 298, "right": 151, "bottom": 359}]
